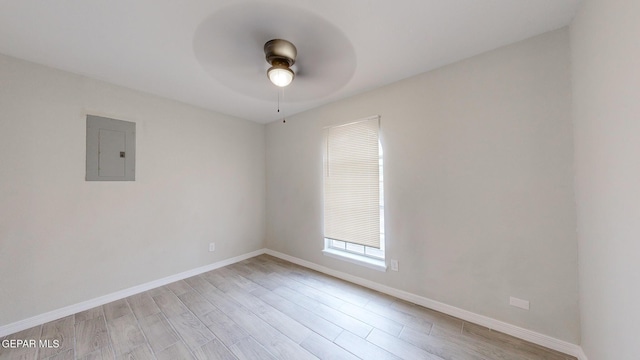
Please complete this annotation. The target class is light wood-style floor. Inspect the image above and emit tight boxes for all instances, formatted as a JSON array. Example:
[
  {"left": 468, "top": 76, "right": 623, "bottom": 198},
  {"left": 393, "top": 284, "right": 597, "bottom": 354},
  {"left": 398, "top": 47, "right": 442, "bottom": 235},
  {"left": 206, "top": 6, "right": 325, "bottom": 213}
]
[{"left": 0, "top": 255, "right": 576, "bottom": 360}]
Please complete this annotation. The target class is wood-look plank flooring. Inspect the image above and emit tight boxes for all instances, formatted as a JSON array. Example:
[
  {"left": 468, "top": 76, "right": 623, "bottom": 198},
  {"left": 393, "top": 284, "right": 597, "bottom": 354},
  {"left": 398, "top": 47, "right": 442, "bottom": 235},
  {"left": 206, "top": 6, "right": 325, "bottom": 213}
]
[{"left": 0, "top": 255, "right": 576, "bottom": 360}]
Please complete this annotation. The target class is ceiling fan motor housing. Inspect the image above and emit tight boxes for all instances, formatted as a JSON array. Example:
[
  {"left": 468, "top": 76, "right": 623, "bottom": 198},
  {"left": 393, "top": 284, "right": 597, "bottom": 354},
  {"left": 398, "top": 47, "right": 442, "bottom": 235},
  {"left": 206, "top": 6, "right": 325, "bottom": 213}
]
[{"left": 264, "top": 39, "right": 297, "bottom": 66}]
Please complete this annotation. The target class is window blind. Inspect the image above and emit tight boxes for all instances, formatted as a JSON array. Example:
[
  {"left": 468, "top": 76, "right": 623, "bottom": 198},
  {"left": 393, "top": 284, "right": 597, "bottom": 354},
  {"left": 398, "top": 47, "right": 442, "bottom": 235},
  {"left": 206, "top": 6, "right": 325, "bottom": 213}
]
[{"left": 324, "top": 116, "right": 380, "bottom": 248}]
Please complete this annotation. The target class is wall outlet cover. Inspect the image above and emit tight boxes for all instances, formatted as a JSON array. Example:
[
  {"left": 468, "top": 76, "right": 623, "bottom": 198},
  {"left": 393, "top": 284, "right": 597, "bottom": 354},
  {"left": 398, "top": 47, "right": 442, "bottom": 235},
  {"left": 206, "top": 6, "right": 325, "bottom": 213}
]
[
  {"left": 390, "top": 259, "right": 399, "bottom": 271},
  {"left": 509, "top": 296, "right": 530, "bottom": 310}
]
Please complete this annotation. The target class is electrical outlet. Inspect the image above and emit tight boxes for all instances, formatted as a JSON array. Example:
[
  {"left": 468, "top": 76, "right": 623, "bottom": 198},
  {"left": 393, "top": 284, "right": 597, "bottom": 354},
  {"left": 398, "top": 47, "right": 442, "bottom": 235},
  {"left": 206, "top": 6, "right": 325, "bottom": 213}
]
[
  {"left": 509, "top": 296, "right": 529, "bottom": 310},
  {"left": 209, "top": 243, "right": 215, "bottom": 252},
  {"left": 390, "top": 259, "right": 399, "bottom": 271}
]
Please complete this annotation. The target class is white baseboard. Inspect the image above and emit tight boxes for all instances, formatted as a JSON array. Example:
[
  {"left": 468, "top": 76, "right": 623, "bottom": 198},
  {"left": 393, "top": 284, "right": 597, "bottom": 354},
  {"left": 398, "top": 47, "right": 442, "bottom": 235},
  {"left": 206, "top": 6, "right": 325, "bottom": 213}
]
[
  {"left": 0, "top": 248, "right": 266, "bottom": 337},
  {"left": 265, "top": 249, "right": 587, "bottom": 359},
  {"left": 575, "top": 348, "right": 588, "bottom": 360}
]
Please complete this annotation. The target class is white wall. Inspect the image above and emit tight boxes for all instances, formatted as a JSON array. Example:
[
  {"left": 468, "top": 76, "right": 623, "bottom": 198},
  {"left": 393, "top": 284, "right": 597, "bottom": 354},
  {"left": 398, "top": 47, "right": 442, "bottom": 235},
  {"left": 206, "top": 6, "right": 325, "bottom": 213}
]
[
  {"left": 571, "top": 0, "right": 640, "bottom": 358},
  {"left": 0, "top": 54, "right": 265, "bottom": 326},
  {"left": 266, "top": 29, "right": 580, "bottom": 343}
]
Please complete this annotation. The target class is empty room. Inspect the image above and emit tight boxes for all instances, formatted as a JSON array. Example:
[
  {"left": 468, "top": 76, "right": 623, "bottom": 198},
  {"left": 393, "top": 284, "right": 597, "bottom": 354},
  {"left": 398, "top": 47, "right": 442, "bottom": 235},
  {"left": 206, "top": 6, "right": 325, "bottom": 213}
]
[{"left": 0, "top": 1, "right": 637, "bottom": 359}]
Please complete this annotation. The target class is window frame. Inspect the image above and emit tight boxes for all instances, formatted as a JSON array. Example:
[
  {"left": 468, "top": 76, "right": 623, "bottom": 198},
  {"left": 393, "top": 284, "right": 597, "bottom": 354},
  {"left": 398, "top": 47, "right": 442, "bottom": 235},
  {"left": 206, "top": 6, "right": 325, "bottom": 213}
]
[{"left": 322, "top": 116, "right": 386, "bottom": 271}]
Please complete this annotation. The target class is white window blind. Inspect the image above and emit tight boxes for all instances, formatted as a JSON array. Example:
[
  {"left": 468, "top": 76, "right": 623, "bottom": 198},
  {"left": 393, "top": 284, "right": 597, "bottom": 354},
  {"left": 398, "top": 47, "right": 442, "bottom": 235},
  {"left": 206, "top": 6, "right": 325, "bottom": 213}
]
[{"left": 324, "top": 116, "right": 380, "bottom": 249}]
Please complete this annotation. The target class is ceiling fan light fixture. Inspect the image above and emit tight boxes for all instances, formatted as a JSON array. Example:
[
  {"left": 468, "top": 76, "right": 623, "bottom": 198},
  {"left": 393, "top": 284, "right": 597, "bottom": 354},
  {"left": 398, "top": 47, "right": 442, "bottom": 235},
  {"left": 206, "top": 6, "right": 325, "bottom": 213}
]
[{"left": 267, "top": 65, "right": 295, "bottom": 87}]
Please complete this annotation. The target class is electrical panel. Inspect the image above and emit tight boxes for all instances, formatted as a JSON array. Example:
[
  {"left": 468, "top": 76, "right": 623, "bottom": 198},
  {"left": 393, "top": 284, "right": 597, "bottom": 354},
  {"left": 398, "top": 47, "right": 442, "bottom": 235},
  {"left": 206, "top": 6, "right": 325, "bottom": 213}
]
[{"left": 86, "top": 115, "right": 135, "bottom": 181}]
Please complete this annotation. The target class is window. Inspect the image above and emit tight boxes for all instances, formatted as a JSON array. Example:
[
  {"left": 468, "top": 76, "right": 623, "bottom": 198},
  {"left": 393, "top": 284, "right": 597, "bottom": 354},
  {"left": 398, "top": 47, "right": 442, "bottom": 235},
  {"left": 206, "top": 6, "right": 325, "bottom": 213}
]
[{"left": 322, "top": 116, "right": 385, "bottom": 271}]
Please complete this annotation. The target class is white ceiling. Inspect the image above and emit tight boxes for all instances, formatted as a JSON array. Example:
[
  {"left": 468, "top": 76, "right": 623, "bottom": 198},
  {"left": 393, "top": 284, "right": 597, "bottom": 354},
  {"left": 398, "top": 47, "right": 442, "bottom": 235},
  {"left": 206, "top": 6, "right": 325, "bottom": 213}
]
[{"left": 0, "top": 0, "right": 581, "bottom": 123}]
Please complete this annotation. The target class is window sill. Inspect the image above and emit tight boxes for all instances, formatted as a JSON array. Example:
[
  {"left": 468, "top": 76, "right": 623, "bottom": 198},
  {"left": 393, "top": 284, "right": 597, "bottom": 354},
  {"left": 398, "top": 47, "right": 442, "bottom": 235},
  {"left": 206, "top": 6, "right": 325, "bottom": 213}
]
[{"left": 322, "top": 248, "right": 387, "bottom": 272}]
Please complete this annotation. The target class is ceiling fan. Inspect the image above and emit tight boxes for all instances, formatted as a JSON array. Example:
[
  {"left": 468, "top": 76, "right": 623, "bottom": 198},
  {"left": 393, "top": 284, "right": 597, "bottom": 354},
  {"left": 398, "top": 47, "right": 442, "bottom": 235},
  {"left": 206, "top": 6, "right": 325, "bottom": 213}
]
[
  {"left": 192, "top": 3, "right": 356, "bottom": 106},
  {"left": 264, "top": 39, "right": 297, "bottom": 87}
]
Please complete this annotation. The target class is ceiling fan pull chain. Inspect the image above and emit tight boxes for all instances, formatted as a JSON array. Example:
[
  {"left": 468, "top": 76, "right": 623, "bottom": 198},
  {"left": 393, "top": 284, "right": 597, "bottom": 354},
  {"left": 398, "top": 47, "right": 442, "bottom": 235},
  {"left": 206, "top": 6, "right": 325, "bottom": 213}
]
[{"left": 282, "top": 87, "right": 286, "bottom": 123}]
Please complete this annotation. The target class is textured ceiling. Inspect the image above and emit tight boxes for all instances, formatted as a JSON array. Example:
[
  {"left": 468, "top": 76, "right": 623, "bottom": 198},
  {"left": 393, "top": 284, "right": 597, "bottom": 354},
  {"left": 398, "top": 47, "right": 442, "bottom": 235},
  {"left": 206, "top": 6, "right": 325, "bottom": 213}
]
[{"left": 0, "top": 0, "right": 582, "bottom": 123}]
